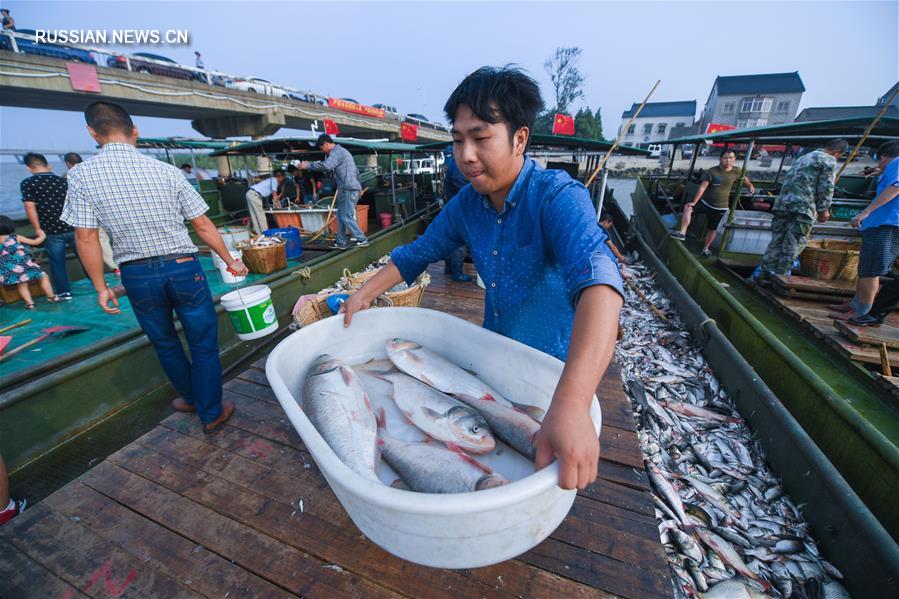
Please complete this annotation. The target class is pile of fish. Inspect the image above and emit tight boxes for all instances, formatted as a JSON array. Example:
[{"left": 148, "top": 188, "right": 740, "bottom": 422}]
[
  {"left": 301, "top": 339, "right": 544, "bottom": 494},
  {"left": 616, "top": 257, "right": 850, "bottom": 599}
]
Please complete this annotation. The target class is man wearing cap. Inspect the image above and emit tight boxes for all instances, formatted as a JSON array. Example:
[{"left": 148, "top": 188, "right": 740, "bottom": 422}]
[{"left": 300, "top": 134, "right": 368, "bottom": 249}]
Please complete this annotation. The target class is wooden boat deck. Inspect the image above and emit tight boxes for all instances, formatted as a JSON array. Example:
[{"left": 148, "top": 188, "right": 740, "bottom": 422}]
[
  {"left": 0, "top": 264, "right": 671, "bottom": 598},
  {"left": 756, "top": 282, "right": 899, "bottom": 369}
]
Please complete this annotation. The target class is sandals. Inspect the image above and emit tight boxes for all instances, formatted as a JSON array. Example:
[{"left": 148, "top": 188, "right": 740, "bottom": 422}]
[
  {"left": 25, "top": 303, "right": 35, "bottom": 310},
  {"left": 47, "top": 295, "right": 64, "bottom": 303}
]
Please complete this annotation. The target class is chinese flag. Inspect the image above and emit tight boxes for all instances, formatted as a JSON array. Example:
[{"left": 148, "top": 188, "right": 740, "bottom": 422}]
[
  {"left": 401, "top": 122, "right": 418, "bottom": 141},
  {"left": 552, "top": 113, "right": 575, "bottom": 136},
  {"left": 324, "top": 119, "right": 340, "bottom": 135}
]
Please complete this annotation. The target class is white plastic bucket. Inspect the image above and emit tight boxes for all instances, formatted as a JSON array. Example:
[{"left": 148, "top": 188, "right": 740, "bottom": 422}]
[
  {"left": 214, "top": 251, "right": 245, "bottom": 285},
  {"left": 221, "top": 285, "right": 278, "bottom": 340},
  {"left": 266, "top": 307, "right": 602, "bottom": 568}
]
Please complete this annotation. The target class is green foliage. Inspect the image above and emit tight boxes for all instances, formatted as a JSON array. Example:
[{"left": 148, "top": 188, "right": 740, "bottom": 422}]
[{"left": 544, "top": 47, "right": 584, "bottom": 115}]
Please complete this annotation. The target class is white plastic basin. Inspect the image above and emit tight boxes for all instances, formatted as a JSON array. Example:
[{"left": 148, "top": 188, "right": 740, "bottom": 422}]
[{"left": 265, "top": 307, "right": 602, "bottom": 568}]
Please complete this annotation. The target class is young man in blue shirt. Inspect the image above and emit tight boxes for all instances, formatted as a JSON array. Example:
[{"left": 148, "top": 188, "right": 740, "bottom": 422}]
[
  {"left": 830, "top": 140, "right": 899, "bottom": 321},
  {"left": 342, "top": 66, "right": 624, "bottom": 490}
]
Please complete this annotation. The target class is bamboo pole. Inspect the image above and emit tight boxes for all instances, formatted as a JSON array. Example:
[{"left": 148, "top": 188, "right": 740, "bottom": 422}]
[
  {"left": 0, "top": 319, "right": 31, "bottom": 335},
  {"left": 834, "top": 86, "right": 899, "bottom": 184},
  {"left": 585, "top": 80, "right": 661, "bottom": 187},
  {"left": 880, "top": 342, "right": 892, "bottom": 377},
  {"left": 625, "top": 277, "right": 669, "bottom": 322}
]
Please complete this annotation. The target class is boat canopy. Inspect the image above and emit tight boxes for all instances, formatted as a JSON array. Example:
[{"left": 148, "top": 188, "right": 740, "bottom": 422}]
[
  {"left": 417, "top": 134, "right": 650, "bottom": 156},
  {"left": 660, "top": 117, "right": 899, "bottom": 147},
  {"left": 136, "top": 137, "right": 233, "bottom": 150},
  {"left": 209, "top": 137, "right": 430, "bottom": 158}
]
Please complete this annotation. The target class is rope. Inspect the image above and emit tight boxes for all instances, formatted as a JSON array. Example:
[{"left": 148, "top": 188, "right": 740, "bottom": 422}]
[{"left": 293, "top": 266, "right": 312, "bottom": 281}]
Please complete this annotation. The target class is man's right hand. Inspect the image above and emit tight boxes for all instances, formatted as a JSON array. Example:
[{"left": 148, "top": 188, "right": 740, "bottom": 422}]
[
  {"left": 340, "top": 288, "right": 375, "bottom": 328},
  {"left": 97, "top": 286, "right": 121, "bottom": 314}
]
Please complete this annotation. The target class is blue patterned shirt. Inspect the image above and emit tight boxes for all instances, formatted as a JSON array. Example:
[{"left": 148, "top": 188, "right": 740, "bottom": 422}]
[
  {"left": 62, "top": 143, "right": 208, "bottom": 264},
  {"left": 860, "top": 157, "right": 899, "bottom": 231},
  {"left": 391, "top": 158, "right": 623, "bottom": 361}
]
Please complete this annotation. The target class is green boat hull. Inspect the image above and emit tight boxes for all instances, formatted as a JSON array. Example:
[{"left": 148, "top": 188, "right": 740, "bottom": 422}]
[{"left": 632, "top": 178, "right": 899, "bottom": 539}]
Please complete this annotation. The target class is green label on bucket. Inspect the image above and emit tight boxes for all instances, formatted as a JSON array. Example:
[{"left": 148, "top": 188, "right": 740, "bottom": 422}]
[{"left": 228, "top": 309, "right": 253, "bottom": 334}]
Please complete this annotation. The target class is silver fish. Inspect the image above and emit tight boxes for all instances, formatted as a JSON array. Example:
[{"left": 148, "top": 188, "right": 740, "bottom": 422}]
[
  {"left": 302, "top": 354, "right": 379, "bottom": 482},
  {"left": 695, "top": 529, "right": 771, "bottom": 593},
  {"left": 386, "top": 339, "right": 545, "bottom": 420},
  {"left": 387, "top": 339, "right": 541, "bottom": 459},
  {"left": 381, "top": 372, "right": 495, "bottom": 454},
  {"left": 377, "top": 412, "right": 507, "bottom": 493},
  {"left": 646, "top": 461, "right": 689, "bottom": 524}
]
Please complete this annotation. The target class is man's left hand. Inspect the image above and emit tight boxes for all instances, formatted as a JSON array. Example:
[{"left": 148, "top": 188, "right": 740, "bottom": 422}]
[{"left": 534, "top": 398, "right": 599, "bottom": 490}]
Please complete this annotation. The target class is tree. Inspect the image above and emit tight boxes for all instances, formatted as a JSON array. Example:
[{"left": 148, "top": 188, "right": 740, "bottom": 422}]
[
  {"left": 533, "top": 110, "right": 554, "bottom": 135},
  {"left": 594, "top": 107, "right": 604, "bottom": 140},
  {"left": 544, "top": 47, "right": 585, "bottom": 115},
  {"left": 575, "top": 107, "right": 599, "bottom": 139}
]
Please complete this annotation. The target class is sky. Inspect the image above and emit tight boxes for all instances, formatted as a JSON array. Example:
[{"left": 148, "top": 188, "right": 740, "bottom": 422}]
[{"left": 0, "top": 0, "right": 897, "bottom": 153}]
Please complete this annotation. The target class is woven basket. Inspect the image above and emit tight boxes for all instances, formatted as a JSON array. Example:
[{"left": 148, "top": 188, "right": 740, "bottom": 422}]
[
  {"left": 342, "top": 267, "right": 380, "bottom": 290},
  {"left": 382, "top": 272, "right": 431, "bottom": 307},
  {"left": 294, "top": 292, "right": 335, "bottom": 326},
  {"left": 800, "top": 239, "right": 860, "bottom": 282},
  {"left": 236, "top": 237, "right": 287, "bottom": 274}
]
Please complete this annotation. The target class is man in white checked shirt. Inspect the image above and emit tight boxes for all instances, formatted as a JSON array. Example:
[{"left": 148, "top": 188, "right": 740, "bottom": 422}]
[{"left": 63, "top": 101, "right": 249, "bottom": 434}]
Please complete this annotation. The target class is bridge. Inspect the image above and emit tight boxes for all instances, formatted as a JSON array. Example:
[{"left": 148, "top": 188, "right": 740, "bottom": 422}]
[{"left": 0, "top": 52, "right": 451, "bottom": 142}]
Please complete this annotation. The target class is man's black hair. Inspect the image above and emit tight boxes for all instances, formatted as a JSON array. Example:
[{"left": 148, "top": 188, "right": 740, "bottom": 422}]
[
  {"left": 878, "top": 140, "right": 899, "bottom": 159},
  {"left": 0, "top": 9, "right": 9, "bottom": 14},
  {"left": 24, "top": 152, "right": 48, "bottom": 168},
  {"left": 316, "top": 134, "right": 334, "bottom": 147},
  {"left": 84, "top": 101, "right": 135, "bottom": 137},
  {"left": 64, "top": 152, "right": 83, "bottom": 165},
  {"left": 824, "top": 139, "right": 849, "bottom": 154},
  {"left": 720, "top": 149, "right": 736, "bottom": 156},
  {"left": 599, "top": 212, "right": 613, "bottom": 222},
  {"left": 286, "top": 165, "right": 299, "bottom": 174},
  {"left": 443, "top": 66, "right": 544, "bottom": 148},
  {"left": 0, "top": 215, "right": 15, "bottom": 235},
  {"left": 273, "top": 168, "right": 286, "bottom": 177},
  {"left": 180, "top": 163, "right": 192, "bottom": 170}
]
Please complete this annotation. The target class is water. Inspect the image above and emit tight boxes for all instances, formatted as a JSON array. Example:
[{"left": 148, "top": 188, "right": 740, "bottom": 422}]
[{"left": 0, "top": 160, "right": 70, "bottom": 220}]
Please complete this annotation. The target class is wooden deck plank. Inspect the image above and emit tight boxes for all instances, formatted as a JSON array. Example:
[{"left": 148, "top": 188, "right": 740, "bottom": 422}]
[
  {"left": 0, "top": 537, "right": 89, "bottom": 599},
  {"left": 82, "top": 461, "right": 401, "bottom": 598},
  {"left": 104, "top": 443, "right": 515, "bottom": 599},
  {"left": 0, "top": 503, "right": 200, "bottom": 598},
  {"left": 42, "top": 483, "right": 294, "bottom": 599},
  {"left": 834, "top": 319, "right": 899, "bottom": 350}
]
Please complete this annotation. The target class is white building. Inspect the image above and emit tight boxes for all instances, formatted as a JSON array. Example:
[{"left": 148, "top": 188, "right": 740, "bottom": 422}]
[{"left": 618, "top": 101, "right": 697, "bottom": 150}]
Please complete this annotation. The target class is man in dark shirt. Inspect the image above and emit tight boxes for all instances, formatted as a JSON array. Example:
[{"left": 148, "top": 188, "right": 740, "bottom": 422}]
[
  {"left": 442, "top": 145, "right": 472, "bottom": 281},
  {"left": 21, "top": 152, "right": 80, "bottom": 299},
  {"left": 670, "top": 150, "right": 754, "bottom": 256}
]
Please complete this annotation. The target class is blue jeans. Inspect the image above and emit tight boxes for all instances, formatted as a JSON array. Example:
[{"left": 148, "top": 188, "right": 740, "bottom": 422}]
[
  {"left": 44, "top": 231, "right": 78, "bottom": 295},
  {"left": 120, "top": 254, "right": 223, "bottom": 423},
  {"left": 336, "top": 190, "right": 366, "bottom": 246}
]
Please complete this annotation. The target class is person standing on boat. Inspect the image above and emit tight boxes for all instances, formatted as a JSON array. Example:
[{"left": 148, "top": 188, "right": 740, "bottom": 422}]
[
  {"left": 830, "top": 140, "right": 899, "bottom": 321},
  {"left": 669, "top": 149, "right": 755, "bottom": 256},
  {"left": 441, "top": 144, "right": 472, "bottom": 282},
  {"left": 300, "top": 135, "right": 369, "bottom": 249},
  {"left": 342, "top": 66, "right": 624, "bottom": 491},
  {"left": 753, "top": 139, "right": 848, "bottom": 279},
  {"left": 20, "top": 152, "right": 80, "bottom": 300},
  {"left": 245, "top": 175, "right": 278, "bottom": 234},
  {"left": 62, "top": 101, "right": 248, "bottom": 434},
  {"left": 65, "top": 152, "right": 117, "bottom": 274}
]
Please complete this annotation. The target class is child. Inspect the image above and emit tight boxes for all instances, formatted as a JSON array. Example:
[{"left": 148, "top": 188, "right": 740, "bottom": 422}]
[{"left": 0, "top": 215, "right": 62, "bottom": 309}]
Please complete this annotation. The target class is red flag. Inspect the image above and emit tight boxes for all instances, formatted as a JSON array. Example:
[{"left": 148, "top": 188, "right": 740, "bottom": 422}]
[
  {"left": 401, "top": 122, "right": 418, "bottom": 142},
  {"left": 66, "top": 63, "right": 101, "bottom": 93},
  {"left": 552, "top": 113, "right": 575, "bottom": 136},
  {"left": 324, "top": 119, "right": 340, "bottom": 135}
]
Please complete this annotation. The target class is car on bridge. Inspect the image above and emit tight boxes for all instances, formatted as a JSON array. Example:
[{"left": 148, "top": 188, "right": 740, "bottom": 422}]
[
  {"left": 107, "top": 52, "right": 200, "bottom": 81},
  {"left": 225, "top": 76, "right": 292, "bottom": 98},
  {"left": 0, "top": 29, "right": 97, "bottom": 63},
  {"left": 373, "top": 104, "right": 400, "bottom": 120}
]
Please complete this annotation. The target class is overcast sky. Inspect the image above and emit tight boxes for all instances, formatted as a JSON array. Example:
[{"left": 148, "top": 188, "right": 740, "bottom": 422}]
[{"left": 0, "top": 0, "right": 896, "bottom": 153}]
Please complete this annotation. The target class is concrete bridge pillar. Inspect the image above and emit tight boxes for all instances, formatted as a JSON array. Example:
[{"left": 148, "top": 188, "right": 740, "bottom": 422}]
[{"left": 191, "top": 111, "right": 286, "bottom": 139}]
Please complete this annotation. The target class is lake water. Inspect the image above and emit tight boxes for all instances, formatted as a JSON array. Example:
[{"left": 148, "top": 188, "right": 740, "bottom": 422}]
[{"left": 0, "top": 160, "right": 70, "bottom": 220}]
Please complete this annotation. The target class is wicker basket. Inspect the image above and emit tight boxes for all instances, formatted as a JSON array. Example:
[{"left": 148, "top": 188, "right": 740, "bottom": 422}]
[
  {"left": 342, "top": 267, "right": 380, "bottom": 290},
  {"left": 236, "top": 237, "right": 287, "bottom": 274},
  {"left": 800, "top": 239, "right": 860, "bottom": 282},
  {"left": 382, "top": 272, "right": 431, "bottom": 307},
  {"left": 294, "top": 292, "right": 336, "bottom": 326}
]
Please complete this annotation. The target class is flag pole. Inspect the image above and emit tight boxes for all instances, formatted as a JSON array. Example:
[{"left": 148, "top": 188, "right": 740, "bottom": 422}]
[{"left": 585, "top": 79, "right": 660, "bottom": 188}]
